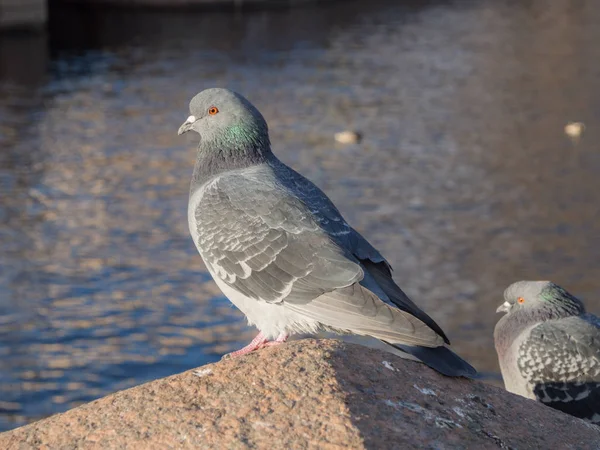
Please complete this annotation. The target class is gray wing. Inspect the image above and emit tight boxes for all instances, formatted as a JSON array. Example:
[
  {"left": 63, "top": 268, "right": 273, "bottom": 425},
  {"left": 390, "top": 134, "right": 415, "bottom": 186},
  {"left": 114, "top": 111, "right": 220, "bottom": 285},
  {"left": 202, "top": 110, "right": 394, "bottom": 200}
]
[
  {"left": 275, "top": 162, "right": 450, "bottom": 343},
  {"left": 349, "top": 234, "right": 450, "bottom": 344},
  {"left": 194, "top": 169, "right": 443, "bottom": 347},
  {"left": 519, "top": 315, "right": 600, "bottom": 423},
  {"left": 196, "top": 174, "right": 360, "bottom": 304}
]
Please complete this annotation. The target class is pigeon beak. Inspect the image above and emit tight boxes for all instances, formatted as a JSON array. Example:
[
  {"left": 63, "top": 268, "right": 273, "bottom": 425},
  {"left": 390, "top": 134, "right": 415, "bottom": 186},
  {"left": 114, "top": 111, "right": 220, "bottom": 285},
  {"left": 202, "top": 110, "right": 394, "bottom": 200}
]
[
  {"left": 178, "top": 115, "right": 197, "bottom": 136},
  {"left": 496, "top": 301, "right": 511, "bottom": 314}
]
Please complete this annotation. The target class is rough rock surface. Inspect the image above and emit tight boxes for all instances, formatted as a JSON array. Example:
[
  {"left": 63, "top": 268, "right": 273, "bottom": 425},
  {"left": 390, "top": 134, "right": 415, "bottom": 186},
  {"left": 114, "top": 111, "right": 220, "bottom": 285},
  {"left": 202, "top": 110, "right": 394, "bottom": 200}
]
[{"left": 1, "top": 339, "right": 598, "bottom": 449}]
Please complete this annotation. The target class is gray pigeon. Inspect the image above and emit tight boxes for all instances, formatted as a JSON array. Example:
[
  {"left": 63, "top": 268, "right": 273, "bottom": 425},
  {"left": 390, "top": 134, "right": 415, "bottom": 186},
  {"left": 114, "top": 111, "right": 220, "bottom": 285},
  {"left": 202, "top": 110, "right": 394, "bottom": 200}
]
[
  {"left": 178, "top": 88, "right": 476, "bottom": 378},
  {"left": 495, "top": 280, "right": 600, "bottom": 424}
]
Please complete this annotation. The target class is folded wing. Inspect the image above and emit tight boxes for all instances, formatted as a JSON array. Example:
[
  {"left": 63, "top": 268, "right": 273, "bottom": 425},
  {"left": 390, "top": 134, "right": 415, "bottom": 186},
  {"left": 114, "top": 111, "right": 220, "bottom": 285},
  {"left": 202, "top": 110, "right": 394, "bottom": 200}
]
[
  {"left": 194, "top": 172, "right": 444, "bottom": 348},
  {"left": 520, "top": 316, "right": 600, "bottom": 423}
]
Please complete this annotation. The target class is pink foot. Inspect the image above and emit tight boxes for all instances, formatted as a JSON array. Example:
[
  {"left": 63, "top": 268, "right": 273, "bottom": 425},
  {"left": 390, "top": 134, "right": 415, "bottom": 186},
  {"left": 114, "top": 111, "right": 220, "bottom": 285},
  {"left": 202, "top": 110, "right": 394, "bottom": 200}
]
[
  {"left": 222, "top": 332, "right": 288, "bottom": 359},
  {"left": 261, "top": 334, "right": 289, "bottom": 347}
]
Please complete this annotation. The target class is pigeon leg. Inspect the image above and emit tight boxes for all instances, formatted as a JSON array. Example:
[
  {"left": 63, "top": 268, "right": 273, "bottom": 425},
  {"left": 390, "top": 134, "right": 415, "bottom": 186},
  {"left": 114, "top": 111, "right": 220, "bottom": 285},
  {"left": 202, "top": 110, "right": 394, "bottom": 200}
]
[
  {"left": 222, "top": 332, "right": 269, "bottom": 359},
  {"left": 262, "top": 333, "right": 289, "bottom": 347},
  {"left": 222, "top": 332, "right": 289, "bottom": 359}
]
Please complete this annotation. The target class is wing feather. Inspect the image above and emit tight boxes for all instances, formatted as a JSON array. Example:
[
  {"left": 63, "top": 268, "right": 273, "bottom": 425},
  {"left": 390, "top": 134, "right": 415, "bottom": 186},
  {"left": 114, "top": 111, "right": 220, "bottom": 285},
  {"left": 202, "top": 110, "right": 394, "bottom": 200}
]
[
  {"left": 192, "top": 165, "right": 446, "bottom": 348},
  {"left": 520, "top": 316, "right": 600, "bottom": 423},
  {"left": 195, "top": 174, "right": 362, "bottom": 304},
  {"left": 286, "top": 284, "right": 443, "bottom": 347}
]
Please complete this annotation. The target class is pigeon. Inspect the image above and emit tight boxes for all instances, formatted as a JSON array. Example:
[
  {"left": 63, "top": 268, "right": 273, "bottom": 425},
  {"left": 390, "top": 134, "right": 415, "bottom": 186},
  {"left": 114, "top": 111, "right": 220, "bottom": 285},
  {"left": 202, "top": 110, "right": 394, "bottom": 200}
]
[
  {"left": 494, "top": 280, "right": 600, "bottom": 424},
  {"left": 178, "top": 88, "right": 476, "bottom": 378}
]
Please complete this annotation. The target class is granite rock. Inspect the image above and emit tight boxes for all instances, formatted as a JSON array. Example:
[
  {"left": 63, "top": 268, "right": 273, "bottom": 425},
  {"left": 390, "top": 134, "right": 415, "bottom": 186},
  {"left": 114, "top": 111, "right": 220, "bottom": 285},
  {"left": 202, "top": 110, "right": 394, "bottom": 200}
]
[{"left": 1, "top": 339, "right": 598, "bottom": 449}]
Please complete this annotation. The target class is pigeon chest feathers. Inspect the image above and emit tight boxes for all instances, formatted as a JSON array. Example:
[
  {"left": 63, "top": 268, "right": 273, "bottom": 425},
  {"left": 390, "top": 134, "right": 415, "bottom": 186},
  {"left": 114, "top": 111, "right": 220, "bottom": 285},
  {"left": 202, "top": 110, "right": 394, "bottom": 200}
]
[{"left": 494, "top": 320, "right": 537, "bottom": 398}]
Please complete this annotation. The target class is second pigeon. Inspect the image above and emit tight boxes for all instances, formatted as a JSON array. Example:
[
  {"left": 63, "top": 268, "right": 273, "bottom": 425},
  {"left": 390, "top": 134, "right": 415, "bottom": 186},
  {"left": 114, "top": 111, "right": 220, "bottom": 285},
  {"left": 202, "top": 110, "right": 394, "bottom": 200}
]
[{"left": 495, "top": 281, "right": 600, "bottom": 423}]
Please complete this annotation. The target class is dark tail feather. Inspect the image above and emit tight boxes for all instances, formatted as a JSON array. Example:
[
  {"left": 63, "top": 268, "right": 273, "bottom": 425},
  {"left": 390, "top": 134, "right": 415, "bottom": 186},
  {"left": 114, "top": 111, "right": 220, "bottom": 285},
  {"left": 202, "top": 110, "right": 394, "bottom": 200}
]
[{"left": 389, "top": 343, "right": 478, "bottom": 378}]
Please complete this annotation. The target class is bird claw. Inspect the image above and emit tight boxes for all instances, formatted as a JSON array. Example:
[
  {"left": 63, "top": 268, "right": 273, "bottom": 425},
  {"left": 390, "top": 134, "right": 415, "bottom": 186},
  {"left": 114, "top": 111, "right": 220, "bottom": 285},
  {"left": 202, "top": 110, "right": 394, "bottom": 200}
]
[{"left": 221, "top": 333, "right": 288, "bottom": 359}]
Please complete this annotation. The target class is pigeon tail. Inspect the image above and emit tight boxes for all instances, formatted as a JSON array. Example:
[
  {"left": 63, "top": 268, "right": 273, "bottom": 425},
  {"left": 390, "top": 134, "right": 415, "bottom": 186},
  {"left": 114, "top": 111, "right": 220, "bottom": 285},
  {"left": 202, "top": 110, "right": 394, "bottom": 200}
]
[{"left": 388, "top": 342, "right": 478, "bottom": 378}]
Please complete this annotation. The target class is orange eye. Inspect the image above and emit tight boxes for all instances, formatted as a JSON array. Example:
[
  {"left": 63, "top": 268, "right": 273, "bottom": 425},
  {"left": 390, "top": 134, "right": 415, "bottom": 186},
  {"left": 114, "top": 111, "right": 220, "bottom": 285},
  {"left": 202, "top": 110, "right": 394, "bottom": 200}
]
[
  {"left": 517, "top": 297, "right": 525, "bottom": 304},
  {"left": 208, "top": 106, "right": 219, "bottom": 115}
]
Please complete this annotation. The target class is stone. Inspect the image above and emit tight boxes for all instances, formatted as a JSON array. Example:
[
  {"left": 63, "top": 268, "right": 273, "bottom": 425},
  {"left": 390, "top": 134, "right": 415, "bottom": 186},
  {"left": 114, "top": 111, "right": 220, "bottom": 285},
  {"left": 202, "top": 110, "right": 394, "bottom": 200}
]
[
  {"left": 0, "top": 339, "right": 598, "bottom": 449},
  {"left": 334, "top": 130, "right": 362, "bottom": 144}
]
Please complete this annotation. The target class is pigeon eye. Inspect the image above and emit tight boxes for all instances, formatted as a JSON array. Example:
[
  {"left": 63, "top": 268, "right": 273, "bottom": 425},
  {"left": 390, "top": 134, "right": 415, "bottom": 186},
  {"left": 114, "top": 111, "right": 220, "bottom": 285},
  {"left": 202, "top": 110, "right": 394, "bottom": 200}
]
[
  {"left": 208, "top": 106, "right": 219, "bottom": 116},
  {"left": 517, "top": 297, "right": 525, "bottom": 304}
]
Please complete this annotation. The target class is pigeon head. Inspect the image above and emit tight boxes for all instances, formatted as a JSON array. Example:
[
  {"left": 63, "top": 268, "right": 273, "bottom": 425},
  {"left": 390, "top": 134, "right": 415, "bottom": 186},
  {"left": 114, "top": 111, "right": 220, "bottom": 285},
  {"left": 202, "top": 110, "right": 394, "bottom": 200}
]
[
  {"left": 497, "top": 280, "right": 585, "bottom": 320},
  {"left": 178, "top": 88, "right": 270, "bottom": 155}
]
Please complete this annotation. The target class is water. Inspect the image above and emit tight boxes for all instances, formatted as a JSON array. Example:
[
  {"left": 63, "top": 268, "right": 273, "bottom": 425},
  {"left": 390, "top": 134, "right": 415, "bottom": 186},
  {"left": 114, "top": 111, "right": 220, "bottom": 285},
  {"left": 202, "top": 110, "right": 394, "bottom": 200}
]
[{"left": 1, "top": 0, "right": 599, "bottom": 431}]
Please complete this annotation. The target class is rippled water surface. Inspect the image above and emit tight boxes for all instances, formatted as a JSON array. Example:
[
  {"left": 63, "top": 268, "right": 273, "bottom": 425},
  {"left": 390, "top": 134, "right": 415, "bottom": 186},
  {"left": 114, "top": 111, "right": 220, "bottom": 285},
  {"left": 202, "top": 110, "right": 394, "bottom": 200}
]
[{"left": 1, "top": 0, "right": 600, "bottom": 431}]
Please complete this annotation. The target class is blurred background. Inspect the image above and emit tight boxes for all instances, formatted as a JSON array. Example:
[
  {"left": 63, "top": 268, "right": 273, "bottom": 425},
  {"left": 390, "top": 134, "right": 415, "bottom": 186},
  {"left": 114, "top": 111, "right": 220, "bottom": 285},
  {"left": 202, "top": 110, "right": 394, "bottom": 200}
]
[{"left": 1, "top": 0, "right": 599, "bottom": 432}]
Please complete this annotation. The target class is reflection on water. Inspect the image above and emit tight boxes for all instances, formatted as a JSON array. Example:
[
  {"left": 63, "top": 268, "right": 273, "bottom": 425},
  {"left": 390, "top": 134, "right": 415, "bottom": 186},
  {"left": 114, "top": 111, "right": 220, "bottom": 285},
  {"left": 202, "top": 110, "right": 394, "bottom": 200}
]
[{"left": 1, "top": 0, "right": 600, "bottom": 431}]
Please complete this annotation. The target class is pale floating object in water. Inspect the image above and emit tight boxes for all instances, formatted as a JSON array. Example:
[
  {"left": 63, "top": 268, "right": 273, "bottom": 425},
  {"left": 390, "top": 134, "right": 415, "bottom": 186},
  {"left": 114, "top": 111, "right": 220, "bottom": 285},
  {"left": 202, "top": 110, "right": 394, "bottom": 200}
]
[
  {"left": 334, "top": 130, "right": 362, "bottom": 144},
  {"left": 564, "top": 122, "right": 585, "bottom": 138}
]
